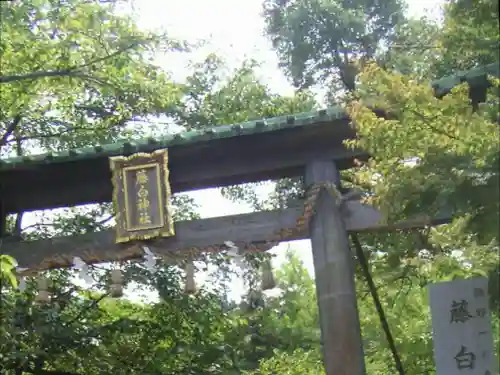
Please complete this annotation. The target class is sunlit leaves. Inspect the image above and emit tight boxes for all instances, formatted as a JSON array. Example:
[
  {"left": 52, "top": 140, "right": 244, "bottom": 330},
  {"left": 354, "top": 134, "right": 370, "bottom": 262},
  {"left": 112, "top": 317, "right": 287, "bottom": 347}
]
[
  {"left": 346, "top": 64, "right": 499, "bottom": 243},
  {"left": 0, "top": 254, "right": 18, "bottom": 288},
  {"left": 247, "top": 349, "right": 324, "bottom": 375}
]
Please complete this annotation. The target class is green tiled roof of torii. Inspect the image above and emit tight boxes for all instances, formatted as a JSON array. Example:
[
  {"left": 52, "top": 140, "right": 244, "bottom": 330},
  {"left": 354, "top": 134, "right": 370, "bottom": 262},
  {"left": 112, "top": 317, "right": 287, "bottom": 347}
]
[
  {"left": 0, "top": 106, "right": 348, "bottom": 170},
  {"left": 0, "top": 62, "right": 498, "bottom": 170},
  {"left": 431, "top": 62, "right": 499, "bottom": 97}
]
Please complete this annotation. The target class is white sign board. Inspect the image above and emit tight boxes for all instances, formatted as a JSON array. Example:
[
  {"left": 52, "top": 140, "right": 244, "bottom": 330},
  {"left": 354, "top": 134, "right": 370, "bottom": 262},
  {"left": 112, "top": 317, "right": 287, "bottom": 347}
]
[{"left": 428, "top": 277, "right": 497, "bottom": 375}]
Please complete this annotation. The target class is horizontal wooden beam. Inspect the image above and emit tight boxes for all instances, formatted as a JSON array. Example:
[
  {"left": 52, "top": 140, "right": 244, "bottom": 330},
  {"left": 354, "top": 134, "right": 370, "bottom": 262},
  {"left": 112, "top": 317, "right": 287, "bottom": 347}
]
[
  {"left": 5, "top": 147, "right": 365, "bottom": 214},
  {"left": 3, "top": 121, "right": 367, "bottom": 213},
  {"left": 4, "top": 201, "right": 451, "bottom": 275}
]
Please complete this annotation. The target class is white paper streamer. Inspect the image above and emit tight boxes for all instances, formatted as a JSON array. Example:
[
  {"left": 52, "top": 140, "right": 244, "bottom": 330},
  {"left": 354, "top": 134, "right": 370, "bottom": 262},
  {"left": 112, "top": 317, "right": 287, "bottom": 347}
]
[
  {"left": 18, "top": 277, "right": 26, "bottom": 292},
  {"left": 72, "top": 257, "right": 93, "bottom": 285},
  {"left": 142, "top": 246, "right": 157, "bottom": 270},
  {"left": 15, "top": 267, "right": 29, "bottom": 292},
  {"left": 224, "top": 241, "right": 245, "bottom": 269}
]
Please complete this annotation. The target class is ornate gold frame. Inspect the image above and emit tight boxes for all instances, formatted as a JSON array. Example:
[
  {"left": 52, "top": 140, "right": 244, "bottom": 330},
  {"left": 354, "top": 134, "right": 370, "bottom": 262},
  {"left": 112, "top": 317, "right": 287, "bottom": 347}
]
[{"left": 109, "top": 149, "right": 175, "bottom": 244}]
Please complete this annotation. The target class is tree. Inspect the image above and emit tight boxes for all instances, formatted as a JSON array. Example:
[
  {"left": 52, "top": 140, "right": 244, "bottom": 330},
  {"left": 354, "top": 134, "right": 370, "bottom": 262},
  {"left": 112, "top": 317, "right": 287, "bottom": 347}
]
[
  {"left": 245, "top": 248, "right": 443, "bottom": 374},
  {"left": 0, "top": 0, "right": 189, "bottom": 241},
  {"left": 347, "top": 64, "right": 499, "bottom": 246},
  {"left": 435, "top": 0, "right": 500, "bottom": 76},
  {"left": 0, "top": 267, "right": 242, "bottom": 374},
  {"left": 248, "top": 349, "right": 325, "bottom": 375},
  {"left": 378, "top": 16, "right": 444, "bottom": 80},
  {"left": 376, "top": 0, "right": 499, "bottom": 80},
  {"left": 262, "top": 0, "right": 405, "bottom": 95},
  {"left": 171, "top": 54, "right": 316, "bottom": 130},
  {"left": 0, "top": 0, "right": 183, "bottom": 155}
]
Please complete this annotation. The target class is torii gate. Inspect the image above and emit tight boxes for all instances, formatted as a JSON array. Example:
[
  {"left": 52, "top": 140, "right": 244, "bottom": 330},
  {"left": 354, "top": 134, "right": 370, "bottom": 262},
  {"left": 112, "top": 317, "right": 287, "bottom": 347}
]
[{"left": 0, "top": 63, "right": 496, "bottom": 374}]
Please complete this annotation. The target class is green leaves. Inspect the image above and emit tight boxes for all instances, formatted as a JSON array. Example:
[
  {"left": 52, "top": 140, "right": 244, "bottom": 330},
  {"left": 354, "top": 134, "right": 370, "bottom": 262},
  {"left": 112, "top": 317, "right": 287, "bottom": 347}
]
[
  {"left": 341, "top": 62, "right": 498, "bottom": 373},
  {"left": 262, "top": 0, "right": 404, "bottom": 92},
  {"left": 0, "top": 254, "right": 18, "bottom": 288},
  {"left": 0, "top": 0, "right": 184, "bottom": 154},
  {"left": 347, "top": 64, "right": 499, "bottom": 243},
  {"left": 173, "top": 55, "right": 316, "bottom": 131},
  {"left": 246, "top": 349, "right": 325, "bottom": 375},
  {"left": 437, "top": 0, "right": 500, "bottom": 75},
  {"left": 378, "top": 16, "right": 444, "bottom": 80}
]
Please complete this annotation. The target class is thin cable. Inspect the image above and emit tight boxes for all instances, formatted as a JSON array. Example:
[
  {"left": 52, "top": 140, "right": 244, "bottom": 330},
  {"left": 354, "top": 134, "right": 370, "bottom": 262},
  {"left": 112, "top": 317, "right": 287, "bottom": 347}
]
[{"left": 350, "top": 233, "right": 406, "bottom": 375}]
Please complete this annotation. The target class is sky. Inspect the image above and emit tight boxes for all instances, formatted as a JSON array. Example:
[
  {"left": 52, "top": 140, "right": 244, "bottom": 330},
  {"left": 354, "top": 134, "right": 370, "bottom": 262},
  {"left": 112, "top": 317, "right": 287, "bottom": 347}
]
[
  {"left": 129, "top": 0, "right": 445, "bottom": 98},
  {"left": 21, "top": 0, "right": 445, "bottom": 301}
]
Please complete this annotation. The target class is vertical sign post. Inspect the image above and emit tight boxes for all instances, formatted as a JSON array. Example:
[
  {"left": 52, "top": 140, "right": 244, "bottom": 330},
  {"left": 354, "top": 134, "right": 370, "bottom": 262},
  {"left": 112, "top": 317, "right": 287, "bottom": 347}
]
[{"left": 428, "top": 277, "right": 497, "bottom": 375}]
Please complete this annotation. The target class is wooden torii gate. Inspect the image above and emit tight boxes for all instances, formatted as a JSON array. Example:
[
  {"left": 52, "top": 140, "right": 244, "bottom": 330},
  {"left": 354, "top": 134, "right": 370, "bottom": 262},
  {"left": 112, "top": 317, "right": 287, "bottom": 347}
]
[{"left": 0, "top": 63, "right": 496, "bottom": 375}]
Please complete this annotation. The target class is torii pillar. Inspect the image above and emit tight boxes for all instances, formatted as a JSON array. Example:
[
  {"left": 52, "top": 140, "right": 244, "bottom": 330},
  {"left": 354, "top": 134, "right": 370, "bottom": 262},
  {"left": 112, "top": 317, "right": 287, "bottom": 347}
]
[{"left": 306, "top": 160, "right": 366, "bottom": 375}]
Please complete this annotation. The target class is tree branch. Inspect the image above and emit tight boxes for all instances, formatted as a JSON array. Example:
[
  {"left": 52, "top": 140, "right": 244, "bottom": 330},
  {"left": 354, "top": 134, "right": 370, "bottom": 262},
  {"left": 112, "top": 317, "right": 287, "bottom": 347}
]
[
  {"left": 0, "top": 42, "right": 141, "bottom": 85},
  {"left": 408, "top": 109, "right": 460, "bottom": 140},
  {"left": 1, "top": 70, "right": 82, "bottom": 84},
  {"left": 75, "top": 41, "right": 142, "bottom": 71},
  {"left": 64, "top": 292, "right": 109, "bottom": 327},
  {"left": 3, "top": 118, "right": 133, "bottom": 144},
  {"left": 0, "top": 114, "right": 22, "bottom": 146},
  {"left": 4, "top": 127, "right": 96, "bottom": 144}
]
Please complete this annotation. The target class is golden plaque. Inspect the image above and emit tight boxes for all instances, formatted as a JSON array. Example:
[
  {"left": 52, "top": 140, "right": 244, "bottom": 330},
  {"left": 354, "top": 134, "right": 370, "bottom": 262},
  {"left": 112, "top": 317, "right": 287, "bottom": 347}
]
[{"left": 109, "top": 149, "right": 175, "bottom": 244}]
